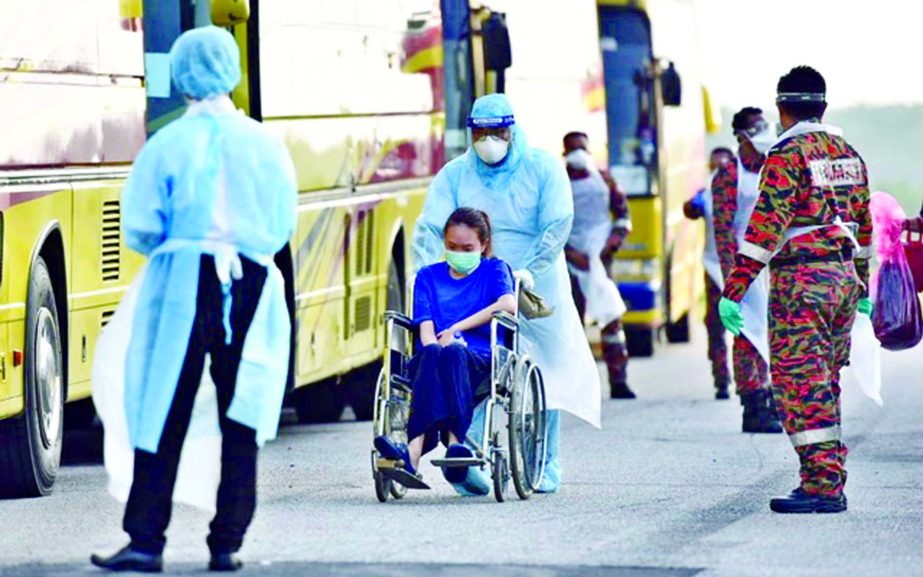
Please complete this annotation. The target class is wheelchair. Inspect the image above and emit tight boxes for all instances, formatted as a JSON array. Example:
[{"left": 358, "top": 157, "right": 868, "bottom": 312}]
[{"left": 370, "top": 287, "right": 548, "bottom": 503}]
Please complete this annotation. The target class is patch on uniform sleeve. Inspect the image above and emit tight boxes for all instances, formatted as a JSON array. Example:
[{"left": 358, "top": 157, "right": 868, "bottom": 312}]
[{"left": 808, "top": 158, "right": 865, "bottom": 187}]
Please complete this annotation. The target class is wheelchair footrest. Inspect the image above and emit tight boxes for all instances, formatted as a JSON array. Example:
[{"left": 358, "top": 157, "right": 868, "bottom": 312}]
[
  {"left": 430, "top": 457, "right": 484, "bottom": 468},
  {"left": 380, "top": 467, "right": 431, "bottom": 490}
]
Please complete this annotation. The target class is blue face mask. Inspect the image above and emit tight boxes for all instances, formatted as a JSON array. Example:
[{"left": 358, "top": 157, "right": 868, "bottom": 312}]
[{"left": 445, "top": 250, "right": 482, "bottom": 275}]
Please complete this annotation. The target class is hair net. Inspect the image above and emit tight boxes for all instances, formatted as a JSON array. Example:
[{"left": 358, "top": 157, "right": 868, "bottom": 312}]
[{"left": 169, "top": 26, "right": 241, "bottom": 99}]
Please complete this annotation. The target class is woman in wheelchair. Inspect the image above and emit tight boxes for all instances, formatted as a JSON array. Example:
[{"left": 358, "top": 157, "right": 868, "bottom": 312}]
[{"left": 374, "top": 207, "right": 516, "bottom": 494}]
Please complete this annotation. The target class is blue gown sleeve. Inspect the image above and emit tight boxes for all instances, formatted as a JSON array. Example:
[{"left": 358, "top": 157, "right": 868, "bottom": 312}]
[
  {"left": 272, "top": 140, "right": 298, "bottom": 247},
  {"left": 521, "top": 156, "right": 574, "bottom": 276},
  {"left": 122, "top": 141, "right": 168, "bottom": 255},
  {"left": 412, "top": 168, "right": 456, "bottom": 271}
]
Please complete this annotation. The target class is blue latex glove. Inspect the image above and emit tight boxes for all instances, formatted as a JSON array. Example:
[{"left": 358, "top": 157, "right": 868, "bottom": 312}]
[
  {"left": 690, "top": 189, "right": 706, "bottom": 212},
  {"left": 857, "top": 297, "right": 873, "bottom": 317},
  {"left": 718, "top": 297, "right": 744, "bottom": 336}
]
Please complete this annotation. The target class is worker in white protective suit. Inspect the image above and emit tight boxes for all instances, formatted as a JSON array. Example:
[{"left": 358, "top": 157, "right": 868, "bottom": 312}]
[
  {"left": 412, "top": 94, "right": 601, "bottom": 494},
  {"left": 91, "top": 26, "right": 297, "bottom": 573},
  {"left": 562, "top": 131, "right": 634, "bottom": 399}
]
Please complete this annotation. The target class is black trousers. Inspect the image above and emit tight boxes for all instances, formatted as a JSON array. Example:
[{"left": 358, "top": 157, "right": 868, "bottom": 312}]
[{"left": 124, "top": 255, "right": 267, "bottom": 555}]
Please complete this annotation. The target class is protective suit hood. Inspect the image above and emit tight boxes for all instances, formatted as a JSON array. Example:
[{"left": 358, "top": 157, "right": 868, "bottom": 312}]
[
  {"left": 466, "top": 94, "right": 529, "bottom": 186},
  {"left": 169, "top": 25, "right": 241, "bottom": 99}
]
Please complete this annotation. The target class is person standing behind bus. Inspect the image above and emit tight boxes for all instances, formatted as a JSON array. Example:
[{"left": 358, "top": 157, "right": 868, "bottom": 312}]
[
  {"left": 412, "top": 94, "right": 601, "bottom": 494},
  {"left": 562, "top": 131, "right": 635, "bottom": 399},
  {"left": 91, "top": 27, "right": 297, "bottom": 572},
  {"left": 720, "top": 66, "right": 873, "bottom": 513},
  {"left": 684, "top": 147, "right": 734, "bottom": 399},
  {"left": 712, "top": 108, "right": 782, "bottom": 433}
]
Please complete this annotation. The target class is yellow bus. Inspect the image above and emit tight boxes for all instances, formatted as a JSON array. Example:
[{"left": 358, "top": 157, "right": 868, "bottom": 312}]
[
  {"left": 0, "top": 0, "right": 514, "bottom": 497},
  {"left": 598, "top": 0, "right": 715, "bottom": 356}
]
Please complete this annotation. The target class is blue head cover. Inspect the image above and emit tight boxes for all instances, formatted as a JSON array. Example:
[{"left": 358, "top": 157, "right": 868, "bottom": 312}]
[
  {"left": 467, "top": 93, "right": 516, "bottom": 128},
  {"left": 169, "top": 26, "right": 241, "bottom": 99}
]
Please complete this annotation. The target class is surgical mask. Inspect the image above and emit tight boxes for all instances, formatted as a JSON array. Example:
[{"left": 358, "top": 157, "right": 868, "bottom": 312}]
[
  {"left": 473, "top": 135, "right": 510, "bottom": 165},
  {"left": 747, "top": 126, "right": 777, "bottom": 154},
  {"left": 445, "top": 250, "right": 482, "bottom": 275},
  {"left": 565, "top": 149, "right": 592, "bottom": 171}
]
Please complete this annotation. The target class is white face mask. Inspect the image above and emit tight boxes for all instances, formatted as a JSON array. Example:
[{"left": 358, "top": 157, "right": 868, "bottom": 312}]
[
  {"left": 747, "top": 126, "right": 777, "bottom": 154},
  {"left": 473, "top": 135, "right": 510, "bottom": 165},
  {"left": 565, "top": 149, "right": 592, "bottom": 171}
]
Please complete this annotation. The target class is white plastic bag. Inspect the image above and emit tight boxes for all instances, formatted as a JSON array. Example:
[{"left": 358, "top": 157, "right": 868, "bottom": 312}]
[
  {"left": 844, "top": 312, "right": 883, "bottom": 406},
  {"left": 582, "top": 258, "right": 627, "bottom": 326},
  {"left": 92, "top": 268, "right": 223, "bottom": 512}
]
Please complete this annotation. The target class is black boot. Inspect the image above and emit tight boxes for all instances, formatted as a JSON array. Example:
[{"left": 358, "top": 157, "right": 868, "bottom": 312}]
[
  {"left": 90, "top": 545, "right": 163, "bottom": 573},
  {"left": 770, "top": 488, "right": 847, "bottom": 513},
  {"left": 602, "top": 323, "right": 635, "bottom": 399},
  {"left": 741, "top": 391, "right": 783, "bottom": 433},
  {"left": 740, "top": 392, "right": 762, "bottom": 432},
  {"left": 715, "top": 380, "right": 730, "bottom": 400},
  {"left": 209, "top": 552, "right": 243, "bottom": 572},
  {"left": 756, "top": 389, "right": 783, "bottom": 434}
]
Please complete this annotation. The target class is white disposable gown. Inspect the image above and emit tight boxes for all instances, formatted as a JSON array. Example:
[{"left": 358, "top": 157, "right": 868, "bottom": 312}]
[{"left": 412, "top": 94, "right": 602, "bottom": 429}]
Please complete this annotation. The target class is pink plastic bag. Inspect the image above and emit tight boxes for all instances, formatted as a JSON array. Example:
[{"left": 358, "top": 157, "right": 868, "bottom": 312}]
[{"left": 870, "top": 192, "right": 923, "bottom": 350}]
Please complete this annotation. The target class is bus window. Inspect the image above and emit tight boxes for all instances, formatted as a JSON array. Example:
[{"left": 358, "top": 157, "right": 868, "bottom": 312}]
[{"left": 598, "top": 6, "right": 655, "bottom": 195}]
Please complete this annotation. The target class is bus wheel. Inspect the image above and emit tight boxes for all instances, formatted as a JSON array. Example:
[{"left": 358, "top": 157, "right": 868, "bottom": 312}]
[
  {"left": 293, "top": 378, "right": 345, "bottom": 424},
  {"left": 665, "top": 313, "right": 691, "bottom": 343},
  {"left": 0, "top": 257, "right": 64, "bottom": 498},
  {"left": 625, "top": 326, "right": 655, "bottom": 358}
]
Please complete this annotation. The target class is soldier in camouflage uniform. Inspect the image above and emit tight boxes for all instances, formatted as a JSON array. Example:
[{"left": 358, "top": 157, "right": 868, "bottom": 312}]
[
  {"left": 719, "top": 66, "right": 873, "bottom": 514},
  {"left": 711, "top": 107, "right": 781, "bottom": 433}
]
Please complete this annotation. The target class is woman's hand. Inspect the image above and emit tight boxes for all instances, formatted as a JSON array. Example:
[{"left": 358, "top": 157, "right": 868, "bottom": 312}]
[{"left": 436, "top": 326, "right": 463, "bottom": 347}]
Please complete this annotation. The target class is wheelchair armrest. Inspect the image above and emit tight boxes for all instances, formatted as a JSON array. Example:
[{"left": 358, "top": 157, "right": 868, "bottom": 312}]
[
  {"left": 492, "top": 310, "right": 519, "bottom": 331},
  {"left": 383, "top": 311, "right": 414, "bottom": 331}
]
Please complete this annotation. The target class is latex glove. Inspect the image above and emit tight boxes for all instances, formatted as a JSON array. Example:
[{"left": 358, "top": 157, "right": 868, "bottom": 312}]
[
  {"left": 513, "top": 269, "right": 535, "bottom": 291},
  {"left": 857, "top": 297, "right": 873, "bottom": 317},
  {"left": 718, "top": 297, "right": 744, "bottom": 336}
]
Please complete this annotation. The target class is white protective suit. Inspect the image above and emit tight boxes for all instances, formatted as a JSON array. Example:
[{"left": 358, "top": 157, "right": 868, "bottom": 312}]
[{"left": 566, "top": 167, "right": 627, "bottom": 326}]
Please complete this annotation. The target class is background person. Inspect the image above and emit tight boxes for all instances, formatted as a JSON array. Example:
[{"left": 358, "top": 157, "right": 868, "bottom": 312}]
[
  {"left": 712, "top": 107, "right": 782, "bottom": 433},
  {"left": 412, "top": 94, "right": 601, "bottom": 494},
  {"left": 91, "top": 27, "right": 297, "bottom": 572},
  {"left": 562, "top": 131, "right": 635, "bottom": 399},
  {"left": 684, "top": 147, "right": 735, "bottom": 399}
]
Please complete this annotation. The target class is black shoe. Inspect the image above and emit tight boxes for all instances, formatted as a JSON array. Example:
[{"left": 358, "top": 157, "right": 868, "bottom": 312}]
[
  {"left": 741, "top": 391, "right": 783, "bottom": 433},
  {"left": 715, "top": 382, "right": 730, "bottom": 400},
  {"left": 610, "top": 383, "right": 636, "bottom": 399},
  {"left": 90, "top": 545, "right": 163, "bottom": 573},
  {"left": 209, "top": 552, "right": 243, "bottom": 572},
  {"left": 770, "top": 488, "right": 847, "bottom": 513}
]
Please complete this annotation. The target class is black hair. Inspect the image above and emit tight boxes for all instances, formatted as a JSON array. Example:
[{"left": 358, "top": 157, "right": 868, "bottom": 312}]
[
  {"left": 710, "top": 146, "right": 734, "bottom": 158},
  {"left": 777, "top": 66, "right": 827, "bottom": 120},
  {"left": 563, "top": 131, "right": 589, "bottom": 148},
  {"left": 444, "top": 207, "right": 493, "bottom": 257},
  {"left": 731, "top": 107, "right": 763, "bottom": 133}
]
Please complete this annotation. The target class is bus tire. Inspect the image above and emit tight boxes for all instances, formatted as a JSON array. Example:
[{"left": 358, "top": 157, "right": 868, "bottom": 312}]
[
  {"left": 293, "top": 378, "right": 345, "bottom": 424},
  {"left": 625, "top": 326, "right": 655, "bottom": 358},
  {"left": 665, "top": 313, "right": 691, "bottom": 343},
  {"left": 0, "top": 257, "right": 64, "bottom": 498}
]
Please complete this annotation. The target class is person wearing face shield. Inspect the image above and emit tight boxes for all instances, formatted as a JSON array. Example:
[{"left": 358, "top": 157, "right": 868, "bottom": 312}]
[
  {"left": 562, "top": 132, "right": 635, "bottom": 399},
  {"left": 710, "top": 107, "right": 782, "bottom": 433},
  {"left": 684, "top": 147, "right": 735, "bottom": 399},
  {"left": 90, "top": 27, "right": 297, "bottom": 572},
  {"left": 412, "top": 94, "right": 601, "bottom": 494},
  {"left": 719, "top": 66, "right": 873, "bottom": 514}
]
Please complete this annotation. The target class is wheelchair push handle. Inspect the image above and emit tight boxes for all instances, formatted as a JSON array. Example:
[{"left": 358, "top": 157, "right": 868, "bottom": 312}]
[{"left": 383, "top": 310, "right": 414, "bottom": 331}]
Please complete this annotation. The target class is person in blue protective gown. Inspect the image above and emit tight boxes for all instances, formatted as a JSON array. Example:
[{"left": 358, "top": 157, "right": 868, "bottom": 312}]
[
  {"left": 375, "top": 208, "right": 516, "bottom": 496},
  {"left": 91, "top": 26, "right": 297, "bottom": 573},
  {"left": 412, "top": 94, "right": 602, "bottom": 494}
]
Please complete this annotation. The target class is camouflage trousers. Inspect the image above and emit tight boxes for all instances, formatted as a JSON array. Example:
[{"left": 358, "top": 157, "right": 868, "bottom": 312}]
[
  {"left": 704, "top": 276, "right": 731, "bottom": 388},
  {"left": 733, "top": 334, "right": 769, "bottom": 394},
  {"left": 768, "top": 260, "right": 861, "bottom": 497}
]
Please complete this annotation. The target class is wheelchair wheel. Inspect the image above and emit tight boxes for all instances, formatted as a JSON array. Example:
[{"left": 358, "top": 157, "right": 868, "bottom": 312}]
[
  {"left": 492, "top": 452, "right": 508, "bottom": 503},
  {"left": 371, "top": 368, "right": 410, "bottom": 502},
  {"left": 509, "top": 356, "right": 547, "bottom": 500}
]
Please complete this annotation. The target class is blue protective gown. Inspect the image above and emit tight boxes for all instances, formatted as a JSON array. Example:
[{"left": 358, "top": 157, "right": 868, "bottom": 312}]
[
  {"left": 122, "top": 96, "right": 297, "bottom": 453},
  {"left": 412, "top": 94, "right": 602, "bottom": 492}
]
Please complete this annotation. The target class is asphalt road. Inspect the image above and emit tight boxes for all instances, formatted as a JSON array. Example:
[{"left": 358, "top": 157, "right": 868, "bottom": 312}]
[{"left": 1, "top": 329, "right": 920, "bottom": 577}]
